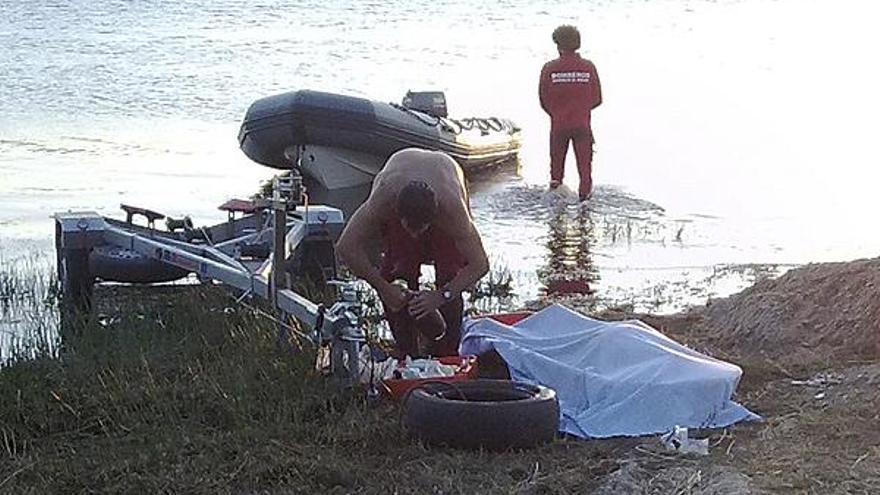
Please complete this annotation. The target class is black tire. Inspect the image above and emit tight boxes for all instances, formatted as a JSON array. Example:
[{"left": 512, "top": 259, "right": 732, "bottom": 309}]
[
  {"left": 89, "top": 245, "right": 189, "bottom": 284},
  {"left": 402, "top": 379, "right": 559, "bottom": 451}
]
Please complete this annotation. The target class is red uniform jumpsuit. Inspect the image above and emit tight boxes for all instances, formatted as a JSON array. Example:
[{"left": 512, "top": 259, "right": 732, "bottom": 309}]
[
  {"left": 379, "top": 219, "right": 467, "bottom": 358},
  {"left": 539, "top": 52, "right": 602, "bottom": 198}
]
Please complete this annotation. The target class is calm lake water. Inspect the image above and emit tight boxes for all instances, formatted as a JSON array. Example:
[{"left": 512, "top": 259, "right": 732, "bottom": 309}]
[{"left": 2, "top": 0, "right": 879, "bottom": 339}]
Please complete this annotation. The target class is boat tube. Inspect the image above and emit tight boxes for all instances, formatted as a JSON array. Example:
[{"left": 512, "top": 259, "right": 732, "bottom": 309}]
[{"left": 238, "top": 90, "right": 521, "bottom": 171}]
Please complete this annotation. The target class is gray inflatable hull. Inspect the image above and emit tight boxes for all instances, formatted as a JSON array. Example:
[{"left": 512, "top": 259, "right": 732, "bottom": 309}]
[{"left": 238, "top": 90, "right": 521, "bottom": 170}]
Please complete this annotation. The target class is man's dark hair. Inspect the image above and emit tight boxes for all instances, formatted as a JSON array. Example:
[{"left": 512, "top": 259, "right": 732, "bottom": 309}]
[
  {"left": 552, "top": 25, "right": 581, "bottom": 52},
  {"left": 397, "top": 180, "right": 438, "bottom": 229}
]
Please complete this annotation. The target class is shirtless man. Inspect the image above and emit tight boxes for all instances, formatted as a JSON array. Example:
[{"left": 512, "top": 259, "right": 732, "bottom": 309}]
[{"left": 335, "top": 148, "right": 490, "bottom": 358}]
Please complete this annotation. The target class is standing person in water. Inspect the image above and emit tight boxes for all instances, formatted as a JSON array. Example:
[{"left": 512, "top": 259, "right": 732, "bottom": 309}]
[
  {"left": 539, "top": 24, "right": 603, "bottom": 201},
  {"left": 335, "top": 148, "right": 490, "bottom": 358}
]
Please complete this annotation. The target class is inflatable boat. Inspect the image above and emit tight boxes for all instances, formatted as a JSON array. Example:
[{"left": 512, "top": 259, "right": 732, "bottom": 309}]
[
  {"left": 239, "top": 89, "right": 521, "bottom": 170},
  {"left": 238, "top": 90, "right": 521, "bottom": 215}
]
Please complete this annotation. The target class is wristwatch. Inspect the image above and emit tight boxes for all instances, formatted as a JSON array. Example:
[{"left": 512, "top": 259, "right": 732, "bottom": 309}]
[{"left": 441, "top": 285, "right": 454, "bottom": 302}]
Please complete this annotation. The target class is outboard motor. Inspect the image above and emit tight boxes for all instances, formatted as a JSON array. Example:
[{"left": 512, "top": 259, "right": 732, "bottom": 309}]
[{"left": 401, "top": 91, "right": 448, "bottom": 118}]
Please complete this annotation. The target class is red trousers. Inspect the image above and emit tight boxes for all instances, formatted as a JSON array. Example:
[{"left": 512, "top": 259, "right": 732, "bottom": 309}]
[
  {"left": 550, "top": 127, "right": 594, "bottom": 197},
  {"left": 380, "top": 220, "right": 467, "bottom": 358}
]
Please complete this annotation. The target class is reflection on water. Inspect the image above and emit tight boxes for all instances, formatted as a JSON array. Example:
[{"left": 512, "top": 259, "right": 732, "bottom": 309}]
[
  {"left": 539, "top": 202, "right": 599, "bottom": 305},
  {"left": 469, "top": 177, "right": 794, "bottom": 314}
]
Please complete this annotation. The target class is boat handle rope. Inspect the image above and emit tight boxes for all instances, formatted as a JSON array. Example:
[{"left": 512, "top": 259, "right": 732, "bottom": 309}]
[{"left": 390, "top": 103, "right": 509, "bottom": 135}]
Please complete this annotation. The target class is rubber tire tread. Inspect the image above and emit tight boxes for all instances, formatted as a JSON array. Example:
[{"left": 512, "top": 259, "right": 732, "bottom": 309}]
[
  {"left": 403, "top": 379, "right": 559, "bottom": 451},
  {"left": 89, "top": 245, "right": 189, "bottom": 284}
]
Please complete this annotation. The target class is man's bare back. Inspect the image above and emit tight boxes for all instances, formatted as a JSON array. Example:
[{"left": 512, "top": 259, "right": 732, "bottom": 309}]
[
  {"left": 336, "top": 148, "right": 489, "bottom": 356},
  {"left": 368, "top": 148, "right": 470, "bottom": 229}
]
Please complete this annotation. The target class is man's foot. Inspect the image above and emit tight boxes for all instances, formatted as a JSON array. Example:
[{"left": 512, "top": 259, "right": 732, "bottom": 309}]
[
  {"left": 549, "top": 180, "right": 562, "bottom": 190},
  {"left": 579, "top": 192, "right": 592, "bottom": 202}
]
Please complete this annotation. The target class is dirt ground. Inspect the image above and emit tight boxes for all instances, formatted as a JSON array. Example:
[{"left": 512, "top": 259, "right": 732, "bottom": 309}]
[
  {"left": 578, "top": 257, "right": 880, "bottom": 494},
  {"left": 586, "top": 315, "right": 880, "bottom": 494}
]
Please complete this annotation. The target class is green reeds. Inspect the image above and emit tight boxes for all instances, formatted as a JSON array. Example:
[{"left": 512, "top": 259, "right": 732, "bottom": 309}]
[
  {"left": 0, "top": 278, "right": 622, "bottom": 494},
  {"left": 0, "top": 250, "right": 59, "bottom": 365},
  {"left": 0, "top": 280, "right": 388, "bottom": 492}
]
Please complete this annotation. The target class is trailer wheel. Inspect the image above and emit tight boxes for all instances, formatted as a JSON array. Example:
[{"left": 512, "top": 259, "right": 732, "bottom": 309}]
[
  {"left": 402, "top": 379, "right": 559, "bottom": 451},
  {"left": 89, "top": 245, "right": 189, "bottom": 283}
]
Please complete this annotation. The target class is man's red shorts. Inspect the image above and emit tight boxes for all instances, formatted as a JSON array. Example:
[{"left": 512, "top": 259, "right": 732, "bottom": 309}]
[{"left": 379, "top": 219, "right": 467, "bottom": 358}]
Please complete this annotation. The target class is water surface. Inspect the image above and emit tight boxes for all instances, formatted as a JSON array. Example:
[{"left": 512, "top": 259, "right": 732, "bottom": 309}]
[{"left": 2, "top": 0, "right": 878, "bottom": 327}]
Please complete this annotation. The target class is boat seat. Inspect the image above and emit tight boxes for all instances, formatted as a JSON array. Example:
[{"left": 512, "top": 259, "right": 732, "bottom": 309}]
[{"left": 120, "top": 203, "right": 165, "bottom": 228}]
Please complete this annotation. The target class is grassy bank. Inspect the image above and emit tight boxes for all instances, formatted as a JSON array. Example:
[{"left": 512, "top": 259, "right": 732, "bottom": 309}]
[
  {"left": 2, "top": 262, "right": 879, "bottom": 493},
  {"left": 0, "top": 284, "right": 633, "bottom": 494}
]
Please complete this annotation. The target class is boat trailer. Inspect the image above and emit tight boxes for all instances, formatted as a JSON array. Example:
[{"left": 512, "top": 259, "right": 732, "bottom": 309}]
[{"left": 54, "top": 169, "right": 367, "bottom": 381}]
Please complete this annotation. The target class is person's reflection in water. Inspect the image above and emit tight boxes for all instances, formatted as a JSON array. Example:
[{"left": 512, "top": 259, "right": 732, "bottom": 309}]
[{"left": 538, "top": 202, "right": 600, "bottom": 311}]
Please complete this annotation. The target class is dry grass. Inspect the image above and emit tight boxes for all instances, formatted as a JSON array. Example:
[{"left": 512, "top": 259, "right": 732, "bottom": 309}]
[
  {"left": 726, "top": 362, "right": 880, "bottom": 494},
  {"left": 592, "top": 308, "right": 880, "bottom": 494},
  {"left": 0, "top": 284, "right": 635, "bottom": 494},
  {"left": 2, "top": 257, "right": 880, "bottom": 493}
]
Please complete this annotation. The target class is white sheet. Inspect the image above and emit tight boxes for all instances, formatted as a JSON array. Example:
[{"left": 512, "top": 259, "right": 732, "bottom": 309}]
[{"left": 460, "top": 304, "right": 759, "bottom": 439}]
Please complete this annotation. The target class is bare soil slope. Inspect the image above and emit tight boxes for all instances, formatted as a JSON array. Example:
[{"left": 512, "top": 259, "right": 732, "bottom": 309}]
[{"left": 701, "top": 257, "right": 880, "bottom": 367}]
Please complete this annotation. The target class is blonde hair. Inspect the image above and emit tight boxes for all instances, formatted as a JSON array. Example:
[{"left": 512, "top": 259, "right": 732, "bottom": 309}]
[{"left": 552, "top": 25, "right": 581, "bottom": 52}]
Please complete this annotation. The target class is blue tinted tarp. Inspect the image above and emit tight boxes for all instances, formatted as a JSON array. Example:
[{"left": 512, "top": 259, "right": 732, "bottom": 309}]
[{"left": 460, "top": 305, "right": 759, "bottom": 439}]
